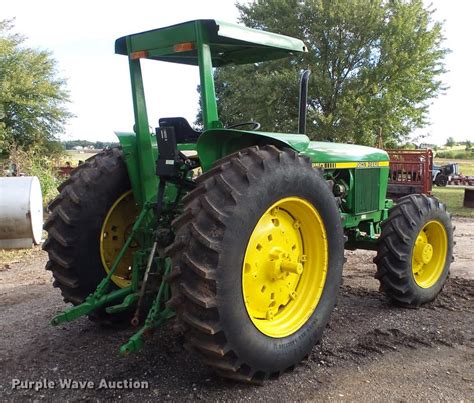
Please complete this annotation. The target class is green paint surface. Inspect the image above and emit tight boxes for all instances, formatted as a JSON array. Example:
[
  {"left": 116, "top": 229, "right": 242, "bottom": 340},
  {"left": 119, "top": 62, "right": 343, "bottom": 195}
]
[
  {"left": 303, "top": 141, "right": 389, "bottom": 163},
  {"left": 115, "top": 19, "right": 307, "bottom": 66}
]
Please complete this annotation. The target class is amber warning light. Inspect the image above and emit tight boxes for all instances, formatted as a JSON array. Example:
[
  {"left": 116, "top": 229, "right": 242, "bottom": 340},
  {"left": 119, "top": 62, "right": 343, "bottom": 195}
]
[
  {"left": 174, "top": 42, "right": 194, "bottom": 52},
  {"left": 130, "top": 51, "right": 148, "bottom": 60}
]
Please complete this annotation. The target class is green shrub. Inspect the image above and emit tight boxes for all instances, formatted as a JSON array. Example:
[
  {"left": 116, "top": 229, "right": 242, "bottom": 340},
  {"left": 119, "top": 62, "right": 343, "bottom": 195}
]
[
  {"left": 4, "top": 147, "right": 61, "bottom": 205},
  {"left": 435, "top": 150, "right": 474, "bottom": 159},
  {"left": 29, "top": 158, "right": 61, "bottom": 204}
]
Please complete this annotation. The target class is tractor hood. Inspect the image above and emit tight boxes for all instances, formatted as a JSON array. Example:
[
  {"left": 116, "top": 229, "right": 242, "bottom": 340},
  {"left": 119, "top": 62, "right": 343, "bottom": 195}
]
[
  {"left": 303, "top": 142, "right": 389, "bottom": 166},
  {"left": 196, "top": 129, "right": 387, "bottom": 171}
]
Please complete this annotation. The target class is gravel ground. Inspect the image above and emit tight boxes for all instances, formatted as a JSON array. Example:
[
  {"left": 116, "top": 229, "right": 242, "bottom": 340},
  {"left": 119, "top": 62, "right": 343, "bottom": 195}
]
[{"left": 0, "top": 218, "right": 473, "bottom": 401}]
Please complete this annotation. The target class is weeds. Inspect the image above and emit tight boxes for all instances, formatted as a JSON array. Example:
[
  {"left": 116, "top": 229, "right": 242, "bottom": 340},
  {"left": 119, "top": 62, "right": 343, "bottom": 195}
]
[{"left": 5, "top": 147, "right": 61, "bottom": 205}]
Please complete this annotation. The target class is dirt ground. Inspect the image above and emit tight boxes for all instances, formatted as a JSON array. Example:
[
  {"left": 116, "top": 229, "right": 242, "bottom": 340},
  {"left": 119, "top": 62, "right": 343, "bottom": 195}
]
[{"left": 0, "top": 218, "right": 473, "bottom": 401}]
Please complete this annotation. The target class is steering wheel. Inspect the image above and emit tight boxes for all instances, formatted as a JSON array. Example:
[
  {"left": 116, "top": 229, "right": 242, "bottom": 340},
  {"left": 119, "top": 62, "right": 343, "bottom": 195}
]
[{"left": 226, "top": 121, "right": 261, "bottom": 131}]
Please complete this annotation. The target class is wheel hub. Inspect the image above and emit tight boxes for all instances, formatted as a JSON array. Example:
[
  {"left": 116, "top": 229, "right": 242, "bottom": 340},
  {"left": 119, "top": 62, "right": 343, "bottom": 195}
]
[
  {"left": 414, "top": 233, "right": 434, "bottom": 265},
  {"left": 243, "top": 207, "right": 303, "bottom": 320},
  {"left": 421, "top": 243, "right": 433, "bottom": 264},
  {"left": 411, "top": 220, "right": 448, "bottom": 288},
  {"left": 242, "top": 197, "right": 328, "bottom": 338},
  {"left": 100, "top": 190, "right": 139, "bottom": 288},
  {"left": 268, "top": 247, "right": 304, "bottom": 280}
]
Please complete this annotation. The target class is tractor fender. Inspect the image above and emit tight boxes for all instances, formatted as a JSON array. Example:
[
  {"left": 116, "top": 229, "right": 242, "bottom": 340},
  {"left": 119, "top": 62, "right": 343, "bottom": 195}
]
[
  {"left": 114, "top": 131, "right": 150, "bottom": 205},
  {"left": 196, "top": 128, "right": 310, "bottom": 171}
]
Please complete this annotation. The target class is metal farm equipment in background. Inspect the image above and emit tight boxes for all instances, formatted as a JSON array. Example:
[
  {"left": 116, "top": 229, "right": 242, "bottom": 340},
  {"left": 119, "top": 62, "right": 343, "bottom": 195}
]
[
  {"left": 386, "top": 149, "right": 433, "bottom": 199},
  {"left": 433, "top": 162, "right": 474, "bottom": 186}
]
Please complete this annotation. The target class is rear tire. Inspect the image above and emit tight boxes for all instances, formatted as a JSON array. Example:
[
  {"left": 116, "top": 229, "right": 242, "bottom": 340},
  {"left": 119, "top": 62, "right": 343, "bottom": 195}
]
[
  {"left": 374, "top": 194, "right": 453, "bottom": 306},
  {"left": 43, "top": 148, "right": 131, "bottom": 321},
  {"left": 167, "top": 145, "right": 344, "bottom": 382}
]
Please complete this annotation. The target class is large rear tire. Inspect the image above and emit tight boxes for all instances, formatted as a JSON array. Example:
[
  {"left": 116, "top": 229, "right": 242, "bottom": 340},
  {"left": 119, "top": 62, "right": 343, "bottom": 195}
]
[
  {"left": 43, "top": 148, "right": 135, "bottom": 320},
  {"left": 374, "top": 194, "right": 454, "bottom": 306},
  {"left": 167, "top": 145, "right": 344, "bottom": 383}
]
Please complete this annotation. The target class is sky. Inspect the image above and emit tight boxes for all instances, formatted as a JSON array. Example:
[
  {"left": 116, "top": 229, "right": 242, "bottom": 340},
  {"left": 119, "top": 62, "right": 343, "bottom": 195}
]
[{"left": 3, "top": 0, "right": 474, "bottom": 145}]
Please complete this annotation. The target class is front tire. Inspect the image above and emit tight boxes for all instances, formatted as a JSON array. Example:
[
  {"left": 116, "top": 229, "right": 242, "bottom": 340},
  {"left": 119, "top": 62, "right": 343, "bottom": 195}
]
[
  {"left": 374, "top": 194, "right": 454, "bottom": 306},
  {"left": 167, "top": 146, "right": 344, "bottom": 382}
]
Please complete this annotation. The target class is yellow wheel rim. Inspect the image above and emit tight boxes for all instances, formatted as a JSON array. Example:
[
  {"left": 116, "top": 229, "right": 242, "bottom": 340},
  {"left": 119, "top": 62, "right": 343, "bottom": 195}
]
[
  {"left": 411, "top": 220, "right": 448, "bottom": 288},
  {"left": 242, "top": 197, "right": 328, "bottom": 338},
  {"left": 100, "top": 190, "right": 139, "bottom": 288}
]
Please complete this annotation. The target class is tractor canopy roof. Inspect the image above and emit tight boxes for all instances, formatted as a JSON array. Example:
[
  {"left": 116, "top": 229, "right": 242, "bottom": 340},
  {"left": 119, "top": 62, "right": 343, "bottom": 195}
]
[{"left": 115, "top": 19, "right": 307, "bottom": 66}]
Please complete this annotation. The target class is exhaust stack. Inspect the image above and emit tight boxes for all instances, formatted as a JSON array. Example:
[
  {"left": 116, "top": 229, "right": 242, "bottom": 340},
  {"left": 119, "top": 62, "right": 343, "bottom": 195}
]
[{"left": 298, "top": 69, "right": 311, "bottom": 134}]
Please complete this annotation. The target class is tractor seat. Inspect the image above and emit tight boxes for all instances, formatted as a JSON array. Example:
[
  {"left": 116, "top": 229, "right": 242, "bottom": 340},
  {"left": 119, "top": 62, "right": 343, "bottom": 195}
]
[{"left": 158, "top": 117, "right": 201, "bottom": 144}]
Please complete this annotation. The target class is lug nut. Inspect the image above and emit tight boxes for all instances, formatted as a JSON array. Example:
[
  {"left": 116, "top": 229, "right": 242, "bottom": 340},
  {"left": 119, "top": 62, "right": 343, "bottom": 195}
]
[{"left": 266, "top": 309, "right": 274, "bottom": 320}]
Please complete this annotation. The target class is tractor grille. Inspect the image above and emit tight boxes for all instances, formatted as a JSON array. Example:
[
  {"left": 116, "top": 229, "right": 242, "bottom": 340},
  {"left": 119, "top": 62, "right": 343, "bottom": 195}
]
[{"left": 354, "top": 168, "right": 380, "bottom": 214}]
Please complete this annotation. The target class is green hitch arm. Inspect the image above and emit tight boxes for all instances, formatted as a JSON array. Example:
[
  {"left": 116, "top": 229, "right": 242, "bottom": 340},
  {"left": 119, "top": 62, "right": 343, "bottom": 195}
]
[
  {"left": 51, "top": 287, "right": 131, "bottom": 326},
  {"left": 93, "top": 203, "right": 151, "bottom": 297},
  {"left": 119, "top": 307, "right": 175, "bottom": 356},
  {"left": 119, "top": 263, "right": 174, "bottom": 355},
  {"left": 106, "top": 293, "right": 139, "bottom": 315},
  {"left": 51, "top": 203, "right": 152, "bottom": 326}
]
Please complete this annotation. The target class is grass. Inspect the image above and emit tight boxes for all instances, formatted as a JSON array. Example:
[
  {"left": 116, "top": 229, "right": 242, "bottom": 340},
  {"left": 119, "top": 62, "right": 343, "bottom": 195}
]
[
  {"left": 432, "top": 187, "right": 474, "bottom": 218},
  {"left": 0, "top": 246, "right": 42, "bottom": 266},
  {"left": 437, "top": 145, "right": 466, "bottom": 151},
  {"left": 433, "top": 159, "right": 474, "bottom": 176}
]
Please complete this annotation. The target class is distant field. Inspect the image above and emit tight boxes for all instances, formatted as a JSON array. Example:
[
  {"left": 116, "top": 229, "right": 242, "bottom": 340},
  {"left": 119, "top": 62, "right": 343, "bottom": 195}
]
[
  {"left": 434, "top": 159, "right": 474, "bottom": 176},
  {"left": 432, "top": 187, "right": 474, "bottom": 218},
  {"left": 64, "top": 150, "right": 98, "bottom": 166},
  {"left": 437, "top": 145, "right": 466, "bottom": 151}
]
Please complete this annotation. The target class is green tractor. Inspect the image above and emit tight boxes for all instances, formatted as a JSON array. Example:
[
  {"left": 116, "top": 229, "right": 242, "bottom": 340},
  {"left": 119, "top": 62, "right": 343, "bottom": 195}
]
[{"left": 44, "top": 20, "right": 454, "bottom": 383}]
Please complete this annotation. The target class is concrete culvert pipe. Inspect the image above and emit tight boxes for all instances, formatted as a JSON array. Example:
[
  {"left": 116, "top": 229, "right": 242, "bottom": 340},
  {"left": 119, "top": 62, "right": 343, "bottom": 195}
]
[{"left": 0, "top": 176, "right": 43, "bottom": 249}]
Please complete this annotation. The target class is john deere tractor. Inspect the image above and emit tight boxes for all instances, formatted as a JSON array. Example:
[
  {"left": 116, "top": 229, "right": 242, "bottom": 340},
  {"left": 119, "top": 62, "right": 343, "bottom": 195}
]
[{"left": 44, "top": 20, "right": 454, "bottom": 383}]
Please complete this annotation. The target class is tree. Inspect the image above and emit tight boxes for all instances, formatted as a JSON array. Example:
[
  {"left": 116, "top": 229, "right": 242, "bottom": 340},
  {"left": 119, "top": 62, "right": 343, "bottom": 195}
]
[
  {"left": 465, "top": 140, "right": 472, "bottom": 150},
  {"left": 0, "top": 19, "right": 72, "bottom": 155},
  {"left": 445, "top": 137, "right": 455, "bottom": 147},
  {"left": 205, "top": 0, "right": 447, "bottom": 147}
]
